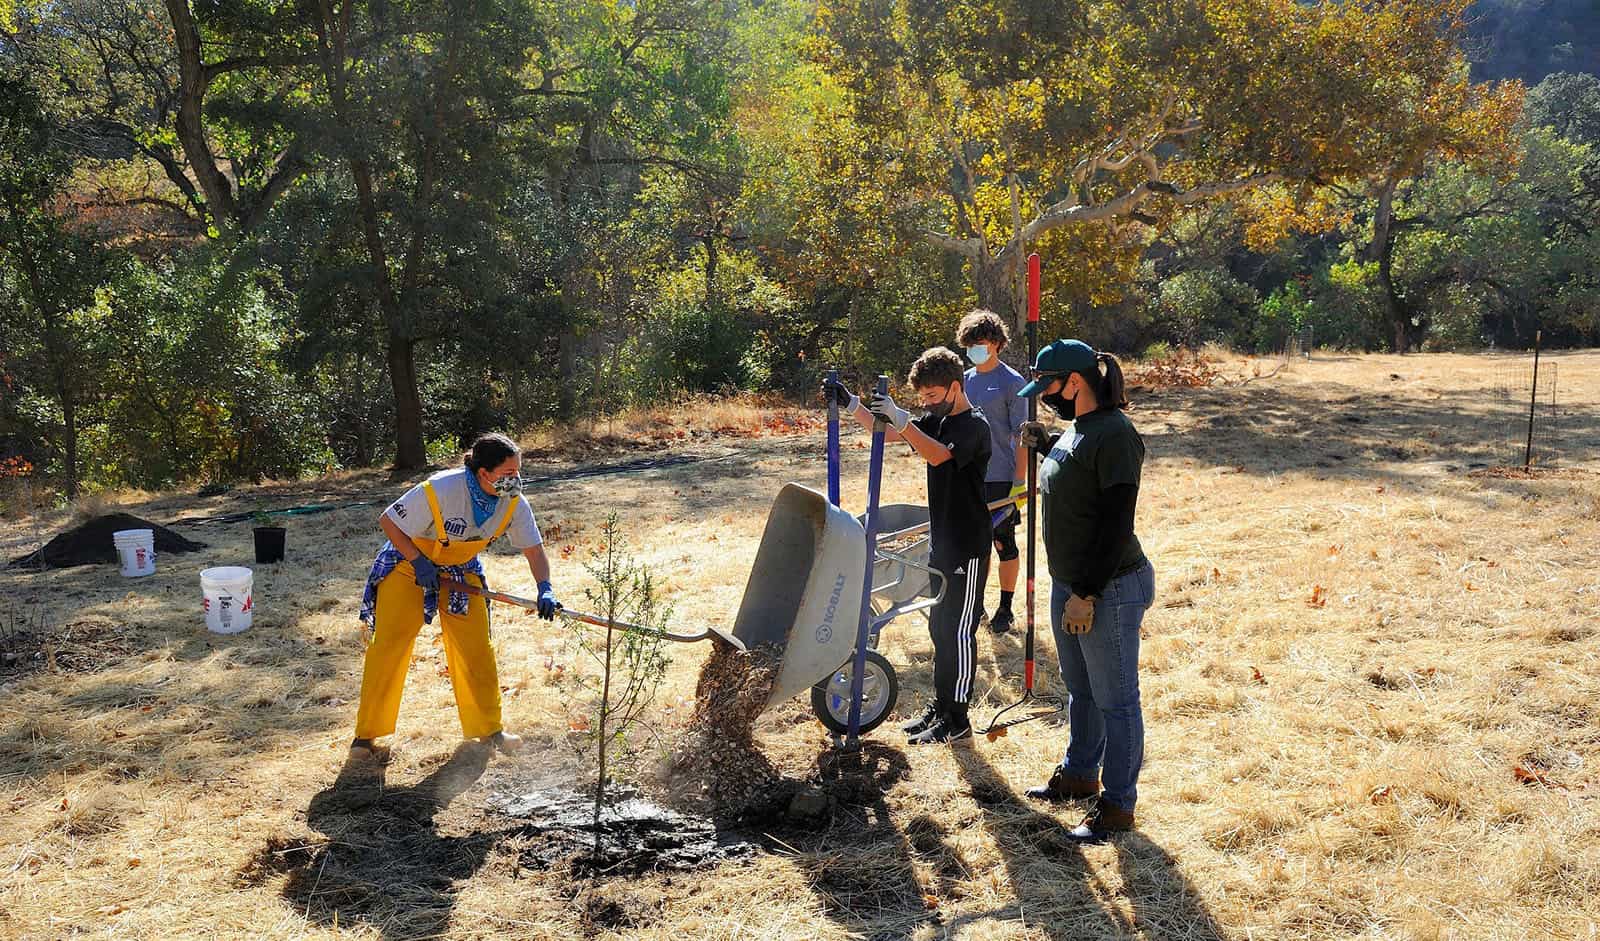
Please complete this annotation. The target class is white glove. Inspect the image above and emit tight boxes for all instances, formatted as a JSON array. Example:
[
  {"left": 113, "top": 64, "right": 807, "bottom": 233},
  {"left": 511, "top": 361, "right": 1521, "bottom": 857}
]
[{"left": 867, "top": 391, "right": 911, "bottom": 432}]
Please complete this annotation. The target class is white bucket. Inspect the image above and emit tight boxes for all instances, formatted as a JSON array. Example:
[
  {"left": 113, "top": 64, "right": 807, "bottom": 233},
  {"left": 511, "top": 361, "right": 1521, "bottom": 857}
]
[
  {"left": 200, "top": 566, "right": 254, "bottom": 634},
  {"left": 112, "top": 529, "right": 156, "bottom": 578}
]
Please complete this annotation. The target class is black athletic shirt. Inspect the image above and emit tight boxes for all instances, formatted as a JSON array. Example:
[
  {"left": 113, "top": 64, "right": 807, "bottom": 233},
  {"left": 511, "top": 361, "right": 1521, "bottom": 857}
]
[
  {"left": 913, "top": 408, "right": 993, "bottom": 570},
  {"left": 1038, "top": 407, "right": 1147, "bottom": 591}
]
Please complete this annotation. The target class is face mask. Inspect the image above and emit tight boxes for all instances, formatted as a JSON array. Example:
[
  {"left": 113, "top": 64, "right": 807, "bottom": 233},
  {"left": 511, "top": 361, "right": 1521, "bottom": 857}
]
[
  {"left": 1042, "top": 379, "right": 1075, "bottom": 420},
  {"left": 966, "top": 345, "right": 991, "bottom": 366},
  {"left": 923, "top": 386, "right": 956, "bottom": 419},
  {"left": 491, "top": 474, "right": 523, "bottom": 497}
]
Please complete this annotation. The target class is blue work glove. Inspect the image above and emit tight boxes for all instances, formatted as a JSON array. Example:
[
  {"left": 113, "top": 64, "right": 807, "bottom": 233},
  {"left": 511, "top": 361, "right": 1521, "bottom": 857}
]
[
  {"left": 536, "top": 580, "right": 559, "bottom": 620},
  {"left": 410, "top": 555, "right": 439, "bottom": 591}
]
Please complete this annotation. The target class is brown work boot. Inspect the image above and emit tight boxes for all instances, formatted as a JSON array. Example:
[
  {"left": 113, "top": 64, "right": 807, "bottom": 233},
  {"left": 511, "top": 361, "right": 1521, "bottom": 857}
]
[
  {"left": 1066, "top": 798, "right": 1136, "bottom": 842},
  {"left": 349, "top": 738, "right": 392, "bottom": 765},
  {"left": 1025, "top": 765, "right": 1100, "bottom": 803}
]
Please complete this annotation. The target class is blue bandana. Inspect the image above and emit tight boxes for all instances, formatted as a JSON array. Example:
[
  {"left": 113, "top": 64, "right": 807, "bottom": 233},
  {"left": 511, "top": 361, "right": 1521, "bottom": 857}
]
[{"left": 465, "top": 470, "right": 498, "bottom": 528}]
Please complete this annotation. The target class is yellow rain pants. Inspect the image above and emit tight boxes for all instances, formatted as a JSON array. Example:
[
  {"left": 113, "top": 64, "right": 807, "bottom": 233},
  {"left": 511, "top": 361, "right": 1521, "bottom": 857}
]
[{"left": 354, "top": 481, "right": 514, "bottom": 741}]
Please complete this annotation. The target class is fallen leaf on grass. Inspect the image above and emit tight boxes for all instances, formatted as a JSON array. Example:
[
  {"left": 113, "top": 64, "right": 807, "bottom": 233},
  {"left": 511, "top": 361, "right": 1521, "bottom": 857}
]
[
  {"left": 1514, "top": 765, "right": 1566, "bottom": 789},
  {"left": 99, "top": 904, "right": 125, "bottom": 916},
  {"left": 1464, "top": 582, "right": 1478, "bottom": 591},
  {"left": 1308, "top": 585, "right": 1328, "bottom": 608},
  {"left": 1368, "top": 785, "right": 1393, "bottom": 803},
  {"left": 923, "top": 894, "right": 940, "bottom": 910},
  {"left": 1250, "top": 667, "right": 1268, "bottom": 685},
  {"left": 569, "top": 716, "right": 590, "bottom": 733},
  {"left": 127, "top": 856, "right": 142, "bottom": 868}
]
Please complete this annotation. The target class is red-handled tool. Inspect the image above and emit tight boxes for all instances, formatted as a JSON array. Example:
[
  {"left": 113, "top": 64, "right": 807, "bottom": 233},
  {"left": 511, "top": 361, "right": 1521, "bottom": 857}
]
[{"left": 982, "top": 253, "right": 1064, "bottom": 738}]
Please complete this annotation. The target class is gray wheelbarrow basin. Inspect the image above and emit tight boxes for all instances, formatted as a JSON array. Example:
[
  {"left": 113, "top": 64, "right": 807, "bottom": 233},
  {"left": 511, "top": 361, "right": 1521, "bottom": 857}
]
[{"left": 725, "top": 483, "right": 867, "bottom": 711}]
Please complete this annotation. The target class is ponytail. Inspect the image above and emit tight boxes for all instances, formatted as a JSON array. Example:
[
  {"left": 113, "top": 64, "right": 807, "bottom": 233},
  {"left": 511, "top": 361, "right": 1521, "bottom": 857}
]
[{"left": 1097, "top": 352, "right": 1128, "bottom": 410}]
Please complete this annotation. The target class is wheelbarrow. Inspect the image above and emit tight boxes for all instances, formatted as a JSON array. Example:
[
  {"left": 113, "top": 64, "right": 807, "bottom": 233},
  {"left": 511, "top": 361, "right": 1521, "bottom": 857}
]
[
  {"left": 444, "top": 481, "right": 873, "bottom": 720},
  {"left": 805, "top": 494, "right": 1027, "bottom": 735}
]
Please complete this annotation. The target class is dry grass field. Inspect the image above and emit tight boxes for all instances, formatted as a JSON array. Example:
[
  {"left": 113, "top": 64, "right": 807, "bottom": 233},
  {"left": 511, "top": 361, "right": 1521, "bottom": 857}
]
[{"left": 2, "top": 350, "right": 1598, "bottom": 941}]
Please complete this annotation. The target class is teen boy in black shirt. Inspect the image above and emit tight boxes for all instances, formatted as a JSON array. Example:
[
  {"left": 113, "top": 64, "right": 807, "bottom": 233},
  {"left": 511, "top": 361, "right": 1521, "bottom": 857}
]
[{"left": 824, "top": 348, "right": 992, "bottom": 744}]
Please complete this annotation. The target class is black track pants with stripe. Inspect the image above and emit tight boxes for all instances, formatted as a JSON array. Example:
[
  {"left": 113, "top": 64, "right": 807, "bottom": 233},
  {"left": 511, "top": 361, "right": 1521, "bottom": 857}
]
[{"left": 929, "top": 554, "right": 989, "bottom": 712}]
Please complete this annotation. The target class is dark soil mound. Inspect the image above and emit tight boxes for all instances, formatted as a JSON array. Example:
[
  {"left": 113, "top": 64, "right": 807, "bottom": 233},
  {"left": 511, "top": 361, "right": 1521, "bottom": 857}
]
[{"left": 8, "top": 513, "right": 206, "bottom": 569}]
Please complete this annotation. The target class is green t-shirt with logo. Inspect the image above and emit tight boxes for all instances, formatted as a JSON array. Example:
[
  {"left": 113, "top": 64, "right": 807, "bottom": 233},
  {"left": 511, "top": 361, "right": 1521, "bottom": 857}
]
[{"left": 1039, "top": 408, "right": 1147, "bottom": 588}]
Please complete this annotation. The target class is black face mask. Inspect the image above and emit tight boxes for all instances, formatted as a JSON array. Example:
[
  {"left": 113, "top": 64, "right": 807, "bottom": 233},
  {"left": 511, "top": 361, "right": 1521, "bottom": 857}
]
[
  {"left": 923, "top": 386, "right": 956, "bottom": 419},
  {"left": 1042, "top": 378, "right": 1076, "bottom": 420},
  {"left": 1041, "top": 392, "right": 1072, "bottom": 420}
]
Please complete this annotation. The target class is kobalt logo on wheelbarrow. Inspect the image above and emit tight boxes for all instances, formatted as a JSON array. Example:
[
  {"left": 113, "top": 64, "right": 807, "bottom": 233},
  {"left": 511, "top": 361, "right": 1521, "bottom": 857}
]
[{"left": 815, "top": 573, "right": 848, "bottom": 644}]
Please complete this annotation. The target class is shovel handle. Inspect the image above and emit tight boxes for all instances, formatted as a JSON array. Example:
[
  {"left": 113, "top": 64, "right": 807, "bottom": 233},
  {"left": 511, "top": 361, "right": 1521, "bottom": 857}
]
[{"left": 439, "top": 578, "right": 736, "bottom": 647}]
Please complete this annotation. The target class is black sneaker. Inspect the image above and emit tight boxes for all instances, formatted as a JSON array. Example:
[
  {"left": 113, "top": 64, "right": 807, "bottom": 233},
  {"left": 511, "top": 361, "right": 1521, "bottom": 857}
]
[
  {"left": 900, "top": 703, "right": 940, "bottom": 736},
  {"left": 908, "top": 715, "right": 972, "bottom": 745},
  {"left": 989, "top": 608, "right": 1015, "bottom": 634}
]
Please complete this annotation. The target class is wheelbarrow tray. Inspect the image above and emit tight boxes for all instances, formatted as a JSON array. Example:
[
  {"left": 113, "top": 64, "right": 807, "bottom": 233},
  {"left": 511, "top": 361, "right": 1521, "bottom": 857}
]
[{"left": 725, "top": 483, "right": 868, "bottom": 710}]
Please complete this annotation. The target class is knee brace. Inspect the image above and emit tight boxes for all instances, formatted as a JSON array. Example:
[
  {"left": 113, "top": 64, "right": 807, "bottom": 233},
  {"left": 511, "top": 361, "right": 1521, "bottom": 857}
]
[{"left": 995, "top": 527, "right": 1019, "bottom": 562}]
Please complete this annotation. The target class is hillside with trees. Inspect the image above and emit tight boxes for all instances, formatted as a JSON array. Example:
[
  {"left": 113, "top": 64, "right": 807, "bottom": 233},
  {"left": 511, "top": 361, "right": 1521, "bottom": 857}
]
[{"left": 2, "top": 0, "right": 1597, "bottom": 498}]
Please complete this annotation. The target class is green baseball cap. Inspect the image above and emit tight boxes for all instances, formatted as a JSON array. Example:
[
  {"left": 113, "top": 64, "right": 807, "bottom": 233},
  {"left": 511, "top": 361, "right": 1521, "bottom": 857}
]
[{"left": 1017, "top": 339, "right": 1098, "bottom": 396}]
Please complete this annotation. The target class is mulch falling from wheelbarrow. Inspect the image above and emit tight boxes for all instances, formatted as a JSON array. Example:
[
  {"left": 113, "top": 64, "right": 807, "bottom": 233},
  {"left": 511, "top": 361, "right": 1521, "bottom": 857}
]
[{"left": 664, "top": 637, "right": 794, "bottom": 818}]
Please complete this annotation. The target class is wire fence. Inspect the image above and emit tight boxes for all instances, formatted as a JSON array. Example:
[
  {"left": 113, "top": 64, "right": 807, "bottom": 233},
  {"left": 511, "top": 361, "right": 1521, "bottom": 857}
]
[{"left": 1492, "top": 333, "right": 1561, "bottom": 470}]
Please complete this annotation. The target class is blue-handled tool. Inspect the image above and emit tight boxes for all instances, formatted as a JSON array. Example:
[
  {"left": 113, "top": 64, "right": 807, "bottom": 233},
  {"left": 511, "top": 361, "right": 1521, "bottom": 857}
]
[
  {"left": 827, "top": 368, "right": 841, "bottom": 508},
  {"left": 842, "top": 374, "right": 889, "bottom": 752}
]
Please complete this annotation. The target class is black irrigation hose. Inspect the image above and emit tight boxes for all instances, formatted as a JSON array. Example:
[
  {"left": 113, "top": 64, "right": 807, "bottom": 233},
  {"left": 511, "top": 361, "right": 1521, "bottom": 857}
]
[{"left": 172, "top": 454, "right": 714, "bottom": 526}]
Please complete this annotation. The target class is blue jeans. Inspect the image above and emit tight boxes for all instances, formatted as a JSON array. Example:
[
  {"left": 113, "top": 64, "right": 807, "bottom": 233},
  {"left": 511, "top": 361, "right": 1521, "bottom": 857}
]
[{"left": 1050, "top": 562, "right": 1155, "bottom": 812}]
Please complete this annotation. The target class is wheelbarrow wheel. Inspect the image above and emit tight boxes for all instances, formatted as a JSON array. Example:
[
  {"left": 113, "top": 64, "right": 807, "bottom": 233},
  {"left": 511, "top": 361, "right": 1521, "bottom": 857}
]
[{"left": 810, "top": 650, "right": 898, "bottom": 735}]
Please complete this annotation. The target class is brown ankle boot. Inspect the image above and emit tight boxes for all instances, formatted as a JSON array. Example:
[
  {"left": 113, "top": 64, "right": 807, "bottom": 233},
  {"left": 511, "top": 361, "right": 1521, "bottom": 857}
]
[
  {"left": 1067, "top": 798, "right": 1135, "bottom": 841},
  {"left": 1025, "top": 766, "right": 1100, "bottom": 802}
]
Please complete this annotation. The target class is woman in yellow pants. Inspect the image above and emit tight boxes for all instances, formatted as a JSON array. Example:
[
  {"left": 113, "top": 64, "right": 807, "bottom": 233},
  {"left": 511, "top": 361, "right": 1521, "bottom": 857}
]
[{"left": 351, "top": 433, "right": 558, "bottom": 760}]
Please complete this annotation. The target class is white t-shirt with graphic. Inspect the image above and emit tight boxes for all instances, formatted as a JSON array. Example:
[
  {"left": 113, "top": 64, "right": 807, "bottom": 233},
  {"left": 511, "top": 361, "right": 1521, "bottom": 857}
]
[{"left": 385, "top": 468, "right": 543, "bottom": 549}]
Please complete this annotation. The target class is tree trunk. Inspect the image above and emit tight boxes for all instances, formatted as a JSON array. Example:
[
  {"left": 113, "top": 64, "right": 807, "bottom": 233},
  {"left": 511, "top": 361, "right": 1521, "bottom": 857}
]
[
  {"left": 972, "top": 248, "right": 1027, "bottom": 361},
  {"left": 7, "top": 213, "right": 80, "bottom": 498},
  {"left": 557, "top": 327, "right": 578, "bottom": 418},
  {"left": 703, "top": 234, "right": 718, "bottom": 307},
  {"left": 312, "top": 1, "right": 427, "bottom": 470},
  {"left": 58, "top": 381, "right": 79, "bottom": 500},
  {"left": 1366, "top": 175, "right": 1411, "bottom": 354},
  {"left": 388, "top": 336, "right": 427, "bottom": 469},
  {"left": 163, "top": 0, "right": 239, "bottom": 231}
]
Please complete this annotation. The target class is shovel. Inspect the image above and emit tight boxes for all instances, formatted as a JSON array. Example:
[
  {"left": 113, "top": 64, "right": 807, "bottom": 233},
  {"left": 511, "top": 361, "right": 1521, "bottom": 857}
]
[
  {"left": 981, "top": 252, "right": 1064, "bottom": 739},
  {"left": 439, "top": 578, "right": 746, "bottom": 651}
]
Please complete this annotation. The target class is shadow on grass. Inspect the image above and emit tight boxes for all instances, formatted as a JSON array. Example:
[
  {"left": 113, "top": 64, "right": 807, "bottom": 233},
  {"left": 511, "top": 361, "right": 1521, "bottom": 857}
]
[
  {"left": 788, "top": 742, "right": 937, "bottom": 938},
  {"left": 241, "top": 742, "right": 499, "bottom": 941},
  {"left": 949, "top": 746, "right": 1228, "bottom": 941},
  {"left": 1137, "top": 379, "right": 1600, "bottom": 490}
]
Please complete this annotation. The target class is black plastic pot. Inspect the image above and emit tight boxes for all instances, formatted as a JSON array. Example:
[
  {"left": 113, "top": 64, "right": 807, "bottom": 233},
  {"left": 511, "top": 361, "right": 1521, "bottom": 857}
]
[{"left": 253, "top": 526, "right": 286, "bottom": 564}]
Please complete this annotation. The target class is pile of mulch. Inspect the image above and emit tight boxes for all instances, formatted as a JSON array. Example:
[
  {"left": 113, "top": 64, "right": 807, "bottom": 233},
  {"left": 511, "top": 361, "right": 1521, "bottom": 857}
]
[
  {"left": 7, "top": 513, "right": 206, "bottom": 569},
  {"left": 663, "top": 638, "right": 791, "bottom": 819},
  {"left": 1466, "top": 466, "right": 1594, "bottom": 480}
]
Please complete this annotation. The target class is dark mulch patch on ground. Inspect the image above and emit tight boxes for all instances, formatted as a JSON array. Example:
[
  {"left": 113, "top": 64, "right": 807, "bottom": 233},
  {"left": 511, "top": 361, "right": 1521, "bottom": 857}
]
[{"left": 8, "top": 513, "right": 206, "bottom": 569}]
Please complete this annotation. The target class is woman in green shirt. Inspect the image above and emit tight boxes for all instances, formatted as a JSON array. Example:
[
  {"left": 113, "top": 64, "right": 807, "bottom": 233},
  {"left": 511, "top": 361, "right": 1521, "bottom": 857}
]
[{"left": 1016, "top": 339, "right": 1156, "bottom": 841}]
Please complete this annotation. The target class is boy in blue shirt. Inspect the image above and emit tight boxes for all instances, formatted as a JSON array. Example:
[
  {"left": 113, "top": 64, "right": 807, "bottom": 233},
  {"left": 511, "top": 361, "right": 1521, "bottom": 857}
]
[{"left": 957, "top": 310, "right": 1029, "bottom": 633}]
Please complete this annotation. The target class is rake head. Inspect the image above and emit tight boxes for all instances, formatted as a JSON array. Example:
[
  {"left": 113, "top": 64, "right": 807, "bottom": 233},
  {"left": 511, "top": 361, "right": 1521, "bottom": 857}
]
[{"left": 979, "top": 690, "right": 1064, "bottom": 739}]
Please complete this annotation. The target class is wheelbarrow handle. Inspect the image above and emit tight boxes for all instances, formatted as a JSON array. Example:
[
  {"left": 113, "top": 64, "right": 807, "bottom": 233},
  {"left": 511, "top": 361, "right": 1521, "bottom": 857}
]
[
  {"left": 876, "top": 492, "right": 1034, "bottom": 543},
  {"left": 438, "top": 578, "right": 738, "bottom": 648}
]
